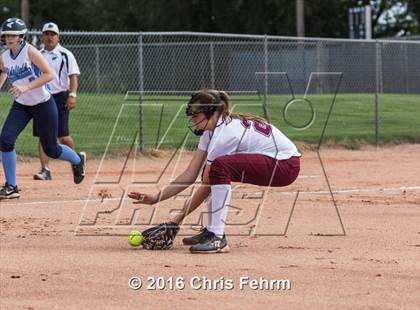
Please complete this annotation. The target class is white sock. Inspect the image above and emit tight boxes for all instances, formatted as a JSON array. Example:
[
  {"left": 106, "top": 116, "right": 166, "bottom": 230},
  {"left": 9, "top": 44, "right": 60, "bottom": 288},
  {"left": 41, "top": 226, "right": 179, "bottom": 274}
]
[
  {"left": 207, "top": 184, "right": 231, "bottom": 238},
  {"left": 205, "top": 195, "right": 212, "bottom": 228}
]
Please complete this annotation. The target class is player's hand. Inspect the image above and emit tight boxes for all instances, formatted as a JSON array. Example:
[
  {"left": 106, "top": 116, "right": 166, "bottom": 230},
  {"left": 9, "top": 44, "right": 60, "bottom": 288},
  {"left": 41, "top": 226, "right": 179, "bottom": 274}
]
[
  {"left": 66, "top": 96, "right": 76, "bottom": 110},
  {"left": 128, "top": 192, "right": 159, "bottom": 205},
  {"left": 9, "top": 85, "right": 30, "bottom": 97}
]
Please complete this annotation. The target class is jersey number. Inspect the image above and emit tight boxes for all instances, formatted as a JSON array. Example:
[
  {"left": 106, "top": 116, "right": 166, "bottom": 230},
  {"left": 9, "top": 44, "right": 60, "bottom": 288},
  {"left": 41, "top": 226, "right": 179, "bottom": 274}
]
[{"left": 241, "top": 120, "right": 272, "bottom": 137}]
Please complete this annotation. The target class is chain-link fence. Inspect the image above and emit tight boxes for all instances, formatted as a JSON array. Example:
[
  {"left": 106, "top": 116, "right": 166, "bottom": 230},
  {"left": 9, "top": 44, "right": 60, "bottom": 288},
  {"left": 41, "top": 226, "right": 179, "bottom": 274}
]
[{"left": 1, "top": 32, "right": 419, "bottom": 155}]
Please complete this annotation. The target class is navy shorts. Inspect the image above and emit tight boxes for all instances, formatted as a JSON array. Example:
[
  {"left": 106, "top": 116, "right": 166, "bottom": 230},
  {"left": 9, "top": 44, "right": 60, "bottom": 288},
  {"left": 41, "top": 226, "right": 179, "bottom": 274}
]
[
  {"left": 33, "top": 91, "right": 69, "bottom": 138},
  {"left": 0, "top": 97, "right": 63, "bottom": 158}
]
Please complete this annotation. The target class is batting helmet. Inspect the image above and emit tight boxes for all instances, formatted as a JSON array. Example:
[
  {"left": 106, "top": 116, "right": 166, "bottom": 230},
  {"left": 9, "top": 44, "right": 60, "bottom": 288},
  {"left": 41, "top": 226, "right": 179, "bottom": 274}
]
[{"left": 1, "top": 17, "right": 27, "bottom": 43}]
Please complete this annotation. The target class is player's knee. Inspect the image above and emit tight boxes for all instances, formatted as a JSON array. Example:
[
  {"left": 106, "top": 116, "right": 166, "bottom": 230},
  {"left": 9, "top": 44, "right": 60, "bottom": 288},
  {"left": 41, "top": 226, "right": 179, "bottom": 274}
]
[
  {"left": 42, "top": 144, "right": 60, "bottom": 159},
  {"left": 58, "top": 136, "right": 70, "bottom": 143},
  {"left": 0, "top": 132, "right": 16, "bottom": 152},
  {"left": 209, "top": 157, "right": 231, "bottom": 185}
]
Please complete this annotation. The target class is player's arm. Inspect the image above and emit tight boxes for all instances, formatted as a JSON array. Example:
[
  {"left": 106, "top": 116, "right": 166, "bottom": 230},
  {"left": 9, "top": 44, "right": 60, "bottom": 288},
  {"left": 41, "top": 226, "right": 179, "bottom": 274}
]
[
  {"left": 66, "top": 74, "right": 78, "bottom": 109},
  {"left": 171, "top": 165, "right": 212, "bottom": 224},
  {"left": 0, "top": 72, "right": 5, "bottom": 89},
  {"left": 0, "top": 58, "right": 6, "bottom": 89},
  {"left": 9, "top": 46, "right": 54, "bottom": 97},
  {"left": 128, "top": 149, "right": 207, "bottom": 205}
]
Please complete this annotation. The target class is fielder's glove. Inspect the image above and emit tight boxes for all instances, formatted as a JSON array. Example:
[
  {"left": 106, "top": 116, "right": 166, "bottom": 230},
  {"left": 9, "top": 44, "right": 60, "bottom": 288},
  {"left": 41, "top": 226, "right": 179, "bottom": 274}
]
[{"left": 141, "top": 221, "right": 180, "bottom": 250}]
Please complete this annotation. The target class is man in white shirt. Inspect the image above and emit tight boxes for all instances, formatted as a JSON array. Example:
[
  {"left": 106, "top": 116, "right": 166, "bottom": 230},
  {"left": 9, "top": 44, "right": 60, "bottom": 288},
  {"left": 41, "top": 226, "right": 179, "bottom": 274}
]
[{"left": 33, "top": 22, "right": 80, "bottom": 180}]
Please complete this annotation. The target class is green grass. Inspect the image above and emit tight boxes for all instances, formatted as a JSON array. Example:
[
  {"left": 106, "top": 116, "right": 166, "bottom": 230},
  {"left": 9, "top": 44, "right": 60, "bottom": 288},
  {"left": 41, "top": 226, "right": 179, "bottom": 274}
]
[{"left": 0, "top": 93, "right": 418, "bottom": 156}]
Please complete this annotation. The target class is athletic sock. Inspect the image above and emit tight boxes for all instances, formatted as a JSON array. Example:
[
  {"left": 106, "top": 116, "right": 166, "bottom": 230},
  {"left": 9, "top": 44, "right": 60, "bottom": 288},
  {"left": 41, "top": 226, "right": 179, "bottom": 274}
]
[
  {"left": 207, "top": 184, "right": 231, "bottom": 238},
  {"left": 58, "top": 145, "right": 80, "bottom": 165},
  {"left": 2, "top": 150, "right": 17, "bottom": 187},
  {"left": 205, "top": 195, "right": 212, "bottom": 228}
]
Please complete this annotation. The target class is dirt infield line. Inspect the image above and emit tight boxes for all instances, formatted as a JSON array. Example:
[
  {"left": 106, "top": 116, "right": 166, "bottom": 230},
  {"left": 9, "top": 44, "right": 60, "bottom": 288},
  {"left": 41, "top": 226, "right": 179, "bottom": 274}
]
[{"left": 3, "top": 185, "right": 419, "bottom": 207}]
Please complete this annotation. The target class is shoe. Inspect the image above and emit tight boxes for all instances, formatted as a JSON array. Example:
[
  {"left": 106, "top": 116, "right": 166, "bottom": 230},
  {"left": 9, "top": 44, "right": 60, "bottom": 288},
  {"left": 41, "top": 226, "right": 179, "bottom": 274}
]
[
  {"left": 182, "top": 227, "right": 213, "bottom": 245},
  {"left": 72, "top": 152, "right": 86, "bottom": 184},
  {"left": 0, "top": 183, "right": 20, "bottom": 199},
  {"left": 33, "top": 167, "right": 52, "bottom": 180},
  {"left": 189, "top": 232, "right": 229, "bottom": 254}
]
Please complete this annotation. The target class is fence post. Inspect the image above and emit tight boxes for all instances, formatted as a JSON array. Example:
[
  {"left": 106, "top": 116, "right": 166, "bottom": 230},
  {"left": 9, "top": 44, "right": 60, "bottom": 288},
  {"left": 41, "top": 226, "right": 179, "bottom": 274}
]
[
  {"left": 263, "top": 34, "right": 269, "bottom": 121},
  {"left": 403, "top": 42, "right": 409, "bottom": 93},
  {"left": 95, "top": 45, "right": 100, "bottom": 93},
  {"left": 210, "top": 42, "right": 215, "bottom": 89},
  {"left": 138, "top": 32, "right": 145, "bottom": 152},
  {"left": 375, "top": 40, "right": 382, "bottom": 145},
  {"left": 316, "top": 41, "right": 322, "bottom": 94}
]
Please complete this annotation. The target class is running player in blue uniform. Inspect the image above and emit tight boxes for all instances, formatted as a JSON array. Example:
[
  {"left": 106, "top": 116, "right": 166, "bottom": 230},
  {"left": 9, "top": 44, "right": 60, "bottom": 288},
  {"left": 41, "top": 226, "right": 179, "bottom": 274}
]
[{"left": 0, "top": 18, "right": 86, "bottom": 199}]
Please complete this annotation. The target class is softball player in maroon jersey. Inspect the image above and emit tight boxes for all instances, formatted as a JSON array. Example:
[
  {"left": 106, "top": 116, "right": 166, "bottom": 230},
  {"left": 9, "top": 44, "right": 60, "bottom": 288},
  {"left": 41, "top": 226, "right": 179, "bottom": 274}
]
[{"left": 129, "top": 89, "right": 300, "bottom": 253}]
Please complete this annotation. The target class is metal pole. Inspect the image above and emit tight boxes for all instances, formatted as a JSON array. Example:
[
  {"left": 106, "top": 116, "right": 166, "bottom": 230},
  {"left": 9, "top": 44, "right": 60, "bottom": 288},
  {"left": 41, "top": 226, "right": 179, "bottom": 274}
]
[
  {"left": 210, "top": 42, "right": 215, "bottom": 89},
  {"left": 375, "top": 41, "right": 382, "bottom": 145},
  {"left": 263, "top": 35, "right": 269, "bottom": 121},
  {"left": 95, "top": 45, "right": 100, "bottom": 93},
  {"left": 403, "top": 42, "right": 409, "bottom": 93},
  {"left": 296, "top": 0, "right": 305, "bottom": 37},
  {"left": 316, "top": 41, "right": 321, "bottom": 94},
  {"left": 21, "top": 0, "right": 29, "bottom": 25},
  {"left": 349, "top": 8, "right": 354, "bottom": 39},
  {"left": 365, "top": 5, "right": 372, "bottom": 39},
  {"left": 138, "top": 32, "right": 145, "bottom": 152}
]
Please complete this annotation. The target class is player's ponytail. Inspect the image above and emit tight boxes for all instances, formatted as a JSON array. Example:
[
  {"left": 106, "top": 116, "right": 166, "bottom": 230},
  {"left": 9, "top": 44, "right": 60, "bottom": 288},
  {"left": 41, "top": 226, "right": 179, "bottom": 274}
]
[
  {"left": 188, "top": 89, "right": 267, "bottom": 124},
  {"left": 218, "top": 90, "right": 267, "bottom": 123},
  {"left": 230, "top": 112, "right": 267, "bottom": 123}
]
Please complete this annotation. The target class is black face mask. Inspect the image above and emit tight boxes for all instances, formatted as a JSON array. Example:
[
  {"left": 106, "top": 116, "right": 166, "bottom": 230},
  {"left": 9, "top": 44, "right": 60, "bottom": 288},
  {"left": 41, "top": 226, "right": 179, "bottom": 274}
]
[
  {"left": 193, "top": 129, "right": 204, "bottom": 136},
  {"left": 185, "top": 92, "right": 221, "bottom": 136},
  {"left": 186, "top": 111, "right": 210, "bottom": 136}
]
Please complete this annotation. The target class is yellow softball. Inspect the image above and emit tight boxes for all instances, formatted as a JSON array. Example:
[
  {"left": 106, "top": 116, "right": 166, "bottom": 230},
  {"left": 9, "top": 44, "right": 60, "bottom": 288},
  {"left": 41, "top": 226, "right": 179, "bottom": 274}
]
[{"left": 127, "top": 230, "right": 144, "bottom": 247}]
